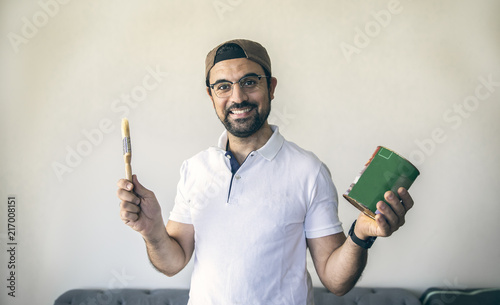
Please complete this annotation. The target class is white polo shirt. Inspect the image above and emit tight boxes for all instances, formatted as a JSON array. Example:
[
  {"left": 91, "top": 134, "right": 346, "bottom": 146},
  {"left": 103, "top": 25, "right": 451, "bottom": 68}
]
[{"left": 169, "top": 125, "right": 343, "bottom": 305}]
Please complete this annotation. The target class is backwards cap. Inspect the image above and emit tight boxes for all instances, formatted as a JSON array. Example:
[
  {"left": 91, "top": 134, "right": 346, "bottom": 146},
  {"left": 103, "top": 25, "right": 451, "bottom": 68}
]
[{"left": 205, "top": 39, "right": 272, "bottom": 82}]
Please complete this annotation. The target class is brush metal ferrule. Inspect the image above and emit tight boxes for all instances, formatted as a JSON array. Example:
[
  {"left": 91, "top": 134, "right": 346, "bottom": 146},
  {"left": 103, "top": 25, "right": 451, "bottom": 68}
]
[{"left": 123, "top": 136, "right": 131, "bottom": 155}]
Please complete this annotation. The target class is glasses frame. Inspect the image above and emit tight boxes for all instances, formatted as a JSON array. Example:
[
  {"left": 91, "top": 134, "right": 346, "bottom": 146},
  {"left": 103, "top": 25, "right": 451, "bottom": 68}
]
[{"left": 209, "top": 74, "right": 269, "bottom": 98}]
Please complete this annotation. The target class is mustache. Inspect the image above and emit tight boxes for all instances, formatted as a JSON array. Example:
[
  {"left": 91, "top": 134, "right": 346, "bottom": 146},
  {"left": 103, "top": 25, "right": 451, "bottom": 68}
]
[{"left": 226, "top": 101, "right": 257, "bottom": 113}]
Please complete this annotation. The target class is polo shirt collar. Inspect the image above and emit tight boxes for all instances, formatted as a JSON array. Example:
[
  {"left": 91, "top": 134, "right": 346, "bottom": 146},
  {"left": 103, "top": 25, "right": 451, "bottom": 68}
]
[{"left": 217, "top": 125, "right": 284, "bottom": 161}]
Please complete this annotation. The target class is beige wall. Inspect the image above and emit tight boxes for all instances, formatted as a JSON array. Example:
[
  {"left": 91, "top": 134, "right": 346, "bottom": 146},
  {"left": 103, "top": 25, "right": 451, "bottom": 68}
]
[{"left": 1, "top": 0, "right": 499, "bottom": 303}]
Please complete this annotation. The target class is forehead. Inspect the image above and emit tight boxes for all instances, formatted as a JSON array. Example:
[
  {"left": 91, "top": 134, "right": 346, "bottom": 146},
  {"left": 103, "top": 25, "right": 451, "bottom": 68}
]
[{"left": 209, "top": 58, "right": 265, "bottom": 82}]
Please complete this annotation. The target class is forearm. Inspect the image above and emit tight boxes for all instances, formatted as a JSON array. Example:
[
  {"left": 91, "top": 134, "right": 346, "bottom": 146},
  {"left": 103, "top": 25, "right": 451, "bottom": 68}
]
[
  {"left": 321, "top": 236, "right": 368, "bottom": 296},
  {"left": 117, "top": 176, "right": 193, "bottom": 276},
  {"left": 143, "top": 227, "right": 189, "bottom": 277}
]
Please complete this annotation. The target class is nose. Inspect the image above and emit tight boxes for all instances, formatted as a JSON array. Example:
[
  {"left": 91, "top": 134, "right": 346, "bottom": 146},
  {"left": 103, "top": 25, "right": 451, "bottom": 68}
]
[{"left": 230, "top": 83, "right": 248, "bottom": 103}]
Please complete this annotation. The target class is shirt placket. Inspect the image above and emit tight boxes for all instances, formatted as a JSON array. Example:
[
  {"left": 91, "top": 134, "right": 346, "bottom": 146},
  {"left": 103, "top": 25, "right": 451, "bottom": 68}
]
[{"left": 225, "top": 151, "right": 255, "bottom": 204}]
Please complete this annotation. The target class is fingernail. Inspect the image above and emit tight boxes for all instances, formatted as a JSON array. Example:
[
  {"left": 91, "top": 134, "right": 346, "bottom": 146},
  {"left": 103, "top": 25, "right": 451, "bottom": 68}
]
[
  {"left": 127, "top": 183, "right": 132, "bottom": 190},
  {"left": 387, "top": 192, "right": 394, "bottom": 200},
  {"left": 399, "top": 188, "right": 406, "bottom": 195}
]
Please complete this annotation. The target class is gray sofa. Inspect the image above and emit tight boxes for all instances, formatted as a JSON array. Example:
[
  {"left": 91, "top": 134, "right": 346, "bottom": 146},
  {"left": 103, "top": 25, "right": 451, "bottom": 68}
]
[
  {"left": 54, "top": 287, "right": 421, "bottom": 305},
  {"left": 55, "top": 286, "right": 500, "bottom": 304}
]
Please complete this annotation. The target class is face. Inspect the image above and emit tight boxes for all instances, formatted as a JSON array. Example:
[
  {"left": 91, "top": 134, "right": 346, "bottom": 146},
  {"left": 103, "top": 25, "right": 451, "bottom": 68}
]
[{"left": 207, "top": 58, "right": 277, "bottom": 138}]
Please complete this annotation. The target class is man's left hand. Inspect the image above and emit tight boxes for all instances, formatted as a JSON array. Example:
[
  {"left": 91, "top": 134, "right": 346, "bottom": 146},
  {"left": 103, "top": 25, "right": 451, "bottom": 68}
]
[{"left": 354, "top": 187, "right": 414, "bottom": 240}]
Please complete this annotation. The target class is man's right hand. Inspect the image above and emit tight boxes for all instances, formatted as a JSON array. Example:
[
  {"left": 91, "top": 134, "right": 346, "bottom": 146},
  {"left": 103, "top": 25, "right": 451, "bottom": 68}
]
[
  {"left": 117, "top": 174, "right": 195, "bottom": 277},
  {"left": 117, "top": 175, "right": 165, "bottom": 240}
]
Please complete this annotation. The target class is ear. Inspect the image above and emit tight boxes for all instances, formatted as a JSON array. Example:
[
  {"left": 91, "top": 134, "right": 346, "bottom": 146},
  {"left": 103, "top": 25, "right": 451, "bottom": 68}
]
[
  {"left": 268, "top": 77, "right": 278, "bottom": 100},
  {"left": 206, "top": 87, "right": 215, "bottom": 108}
]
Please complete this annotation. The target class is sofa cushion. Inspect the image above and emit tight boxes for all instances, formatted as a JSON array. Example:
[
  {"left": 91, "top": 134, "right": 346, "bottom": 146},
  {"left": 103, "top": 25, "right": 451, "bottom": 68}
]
[
  {"left": 314, "top": 287, "right": 421, "bottom": 305},
  {"left": 54, "top": 288, "right": 189, "bottom": 305}
]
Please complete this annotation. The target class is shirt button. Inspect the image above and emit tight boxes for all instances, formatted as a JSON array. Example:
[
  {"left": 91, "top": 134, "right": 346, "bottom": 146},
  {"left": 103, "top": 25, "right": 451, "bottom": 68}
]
[{"left": 235, "top": 174, "right": 241, "bottom": 180}]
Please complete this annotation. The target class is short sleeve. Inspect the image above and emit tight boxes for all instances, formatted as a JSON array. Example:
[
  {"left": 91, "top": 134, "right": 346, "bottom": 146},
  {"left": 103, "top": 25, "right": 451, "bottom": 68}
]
[
  {"left": 304, "top": 163, "right": 343, "bottom": 239},
  {"left": 169, "top": 161, "right": 193, "bottom": 224}
]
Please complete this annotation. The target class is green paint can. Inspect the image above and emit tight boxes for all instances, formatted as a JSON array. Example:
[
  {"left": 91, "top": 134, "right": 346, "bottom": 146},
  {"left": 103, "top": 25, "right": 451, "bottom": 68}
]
[{"left": 343, "top": 146, "right": 420, "bottom": 220}]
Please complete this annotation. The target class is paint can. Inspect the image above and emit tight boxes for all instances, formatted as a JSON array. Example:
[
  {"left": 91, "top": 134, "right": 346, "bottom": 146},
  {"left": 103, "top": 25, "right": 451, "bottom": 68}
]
[{"left": 343, "top": 146, "right": 420, "bottom": 220}]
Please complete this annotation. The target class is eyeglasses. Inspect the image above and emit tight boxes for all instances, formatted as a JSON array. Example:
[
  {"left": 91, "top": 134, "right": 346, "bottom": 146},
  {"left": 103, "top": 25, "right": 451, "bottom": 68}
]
[{"left": 209, "top": 74, "right": 269, "bottom": 98}]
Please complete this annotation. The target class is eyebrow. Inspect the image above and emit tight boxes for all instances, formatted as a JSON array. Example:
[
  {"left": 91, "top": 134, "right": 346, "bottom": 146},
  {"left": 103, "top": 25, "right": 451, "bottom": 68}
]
[{"left": 211, "top": 72, "right": 260, "bottom": 86}]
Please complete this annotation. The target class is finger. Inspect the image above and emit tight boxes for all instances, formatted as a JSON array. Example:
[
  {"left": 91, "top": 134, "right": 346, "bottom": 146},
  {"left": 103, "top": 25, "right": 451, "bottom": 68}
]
[
  {"left": 384, "top": 190, "right": 406, "bottom": 223},
  {"left": 131, "top": 175, "right": 153, "bottom": 198},
  {"left": 120, "top": 201, "right": 141, "bottom": 214},
  {"left": 374, "top": 213, "right": 391, "bottom": 236},
  {"left": 120, "top": 209, "right": 139, "bottom": 223},
  {"left": 117, "top": 188, "right": 141, "bottom": 205},
  {"left": 376, "top": 199, "right": 400, "bottom": 231},
  {"left": 117, "top": 178, "right": 134, "bottom": 192},
  {"left": 398, "top": 187, "right": 414, "bottom": 212}
]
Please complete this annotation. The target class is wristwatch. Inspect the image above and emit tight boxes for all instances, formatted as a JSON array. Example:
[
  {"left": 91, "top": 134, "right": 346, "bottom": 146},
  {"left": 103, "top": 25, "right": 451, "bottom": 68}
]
[{"left": 348, "top": 220, "right": 377, "bottom": 249}]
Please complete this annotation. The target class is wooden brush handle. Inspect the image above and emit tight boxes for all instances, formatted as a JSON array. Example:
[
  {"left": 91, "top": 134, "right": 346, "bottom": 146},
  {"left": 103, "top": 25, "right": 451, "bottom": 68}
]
[{"left": 125, "top": 163, "right": 132, "bottom": 181}]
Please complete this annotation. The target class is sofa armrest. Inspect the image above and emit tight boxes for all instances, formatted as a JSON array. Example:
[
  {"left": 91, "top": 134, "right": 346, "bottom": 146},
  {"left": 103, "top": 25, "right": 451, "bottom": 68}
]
[{"left": 420, "top": 287, "right": 500, "bottom": 305}]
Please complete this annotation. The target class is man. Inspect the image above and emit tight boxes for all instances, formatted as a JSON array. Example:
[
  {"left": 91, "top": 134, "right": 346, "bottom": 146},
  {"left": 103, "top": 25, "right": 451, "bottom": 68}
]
[{"left": 117, "top": 39, "right": 414, "bottom": 305}]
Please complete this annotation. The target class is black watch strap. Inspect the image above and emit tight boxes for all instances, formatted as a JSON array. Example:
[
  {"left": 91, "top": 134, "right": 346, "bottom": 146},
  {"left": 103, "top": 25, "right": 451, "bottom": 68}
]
[{"left": 348, "top": 220, "right": 377, "bottom": 249}]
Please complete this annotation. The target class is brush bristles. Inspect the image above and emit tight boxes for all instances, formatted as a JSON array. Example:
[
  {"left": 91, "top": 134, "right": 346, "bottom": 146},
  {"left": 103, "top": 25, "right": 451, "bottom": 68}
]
[{"left": 121, "top": 118, "right": 130, "bottom": 138}]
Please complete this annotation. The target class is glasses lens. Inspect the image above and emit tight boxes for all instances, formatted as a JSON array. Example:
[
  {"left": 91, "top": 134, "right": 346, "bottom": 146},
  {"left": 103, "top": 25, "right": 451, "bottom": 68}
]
[
  {"left": 214, "top": 82, "right": 232, "bottom": 97},
  {"left": 240, "top": 76, "right": 260, "bottom": 91}
]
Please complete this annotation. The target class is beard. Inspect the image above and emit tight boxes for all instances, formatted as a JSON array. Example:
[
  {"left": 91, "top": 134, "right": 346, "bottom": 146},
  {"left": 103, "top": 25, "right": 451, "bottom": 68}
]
[{"left": 220, "top": 97, "right": 271, "bottom": 138}]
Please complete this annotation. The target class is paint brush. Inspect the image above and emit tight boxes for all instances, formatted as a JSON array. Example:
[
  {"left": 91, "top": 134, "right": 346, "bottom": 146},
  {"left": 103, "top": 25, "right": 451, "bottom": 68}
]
[{"left": 121, "top": 118, "right": 133, "bottom": 181}]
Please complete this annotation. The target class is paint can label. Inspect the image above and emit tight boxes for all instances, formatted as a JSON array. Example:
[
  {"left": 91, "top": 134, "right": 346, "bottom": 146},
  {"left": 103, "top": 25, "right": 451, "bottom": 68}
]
[{"left": 343, "top": 146, "right": 420, "bottom": 219}]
